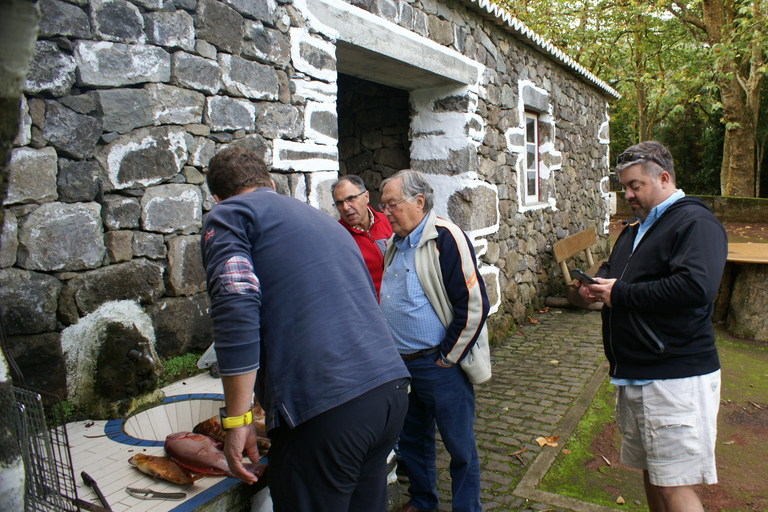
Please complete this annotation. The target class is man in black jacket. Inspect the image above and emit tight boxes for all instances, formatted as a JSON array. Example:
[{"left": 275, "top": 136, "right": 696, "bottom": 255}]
[{"left": 579, "top": 141, "right": 727, "bottom": 512}]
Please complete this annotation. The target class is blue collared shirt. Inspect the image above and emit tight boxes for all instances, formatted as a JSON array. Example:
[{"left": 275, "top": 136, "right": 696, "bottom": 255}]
[
  {"left": 633, "top": 189, "right": 685, "bottom": 251},
  {"left": 379, "top": 214, "right": 445, "bottom": 354},
  {"left": 614, "top": 189, "right": 685, "bottom": 387}
]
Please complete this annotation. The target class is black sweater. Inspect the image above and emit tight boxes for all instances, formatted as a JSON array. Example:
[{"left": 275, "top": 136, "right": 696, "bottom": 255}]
[{"left": 597, "top": 197, "right": 728, "bottom": 379}]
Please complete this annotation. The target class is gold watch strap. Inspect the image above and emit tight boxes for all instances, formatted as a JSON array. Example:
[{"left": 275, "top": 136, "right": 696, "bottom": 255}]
[{"left": 220, "top": 408, "right": 253, "bottom": 430}]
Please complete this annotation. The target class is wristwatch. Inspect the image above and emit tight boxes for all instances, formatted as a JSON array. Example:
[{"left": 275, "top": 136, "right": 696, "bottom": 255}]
[
  {"left": 219, "top": 407, "right": 253, "bottom": 430},
  {"left": 441, "top": 356, "right": 454, "bottom": 366}
]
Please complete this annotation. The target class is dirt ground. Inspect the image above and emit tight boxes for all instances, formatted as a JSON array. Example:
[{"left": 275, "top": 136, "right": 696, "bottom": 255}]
[{"left": 585, "top": 327, "right": 768, "bottom": 511}]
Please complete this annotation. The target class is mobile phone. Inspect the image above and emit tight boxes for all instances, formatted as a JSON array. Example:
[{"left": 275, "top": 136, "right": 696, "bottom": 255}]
[{"left": 570, "top": 268, "right": 597, "bottom": 285}]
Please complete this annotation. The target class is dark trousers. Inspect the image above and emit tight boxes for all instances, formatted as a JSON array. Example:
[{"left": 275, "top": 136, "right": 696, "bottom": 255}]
[
  {"left": 268, "top": 378, "right": 409, "bottom": 512},
  {"left": 400, "top": 354, "right": 481, "bottom": 512}
]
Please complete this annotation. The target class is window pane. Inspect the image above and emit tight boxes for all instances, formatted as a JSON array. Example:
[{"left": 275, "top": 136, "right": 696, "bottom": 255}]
[
  {"left": 527, "top": 170, "right": 536, "bottom": 196},
  {"left": 526, "top": 117, "right": 536, "bottom": 143},
  {"left": 527, "top": 146, "right": 536, "bottom": 170}
]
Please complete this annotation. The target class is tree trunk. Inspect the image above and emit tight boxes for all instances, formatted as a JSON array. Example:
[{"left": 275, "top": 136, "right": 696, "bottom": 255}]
[
  {"left": 719, "top": 73, "right": 757, "bottom": 196},
  {"left": 0, "top": 1, "right": 40, "bottom": 511}
]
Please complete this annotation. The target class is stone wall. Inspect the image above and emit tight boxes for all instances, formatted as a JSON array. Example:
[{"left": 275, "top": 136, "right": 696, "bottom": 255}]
[{"left": 2, "top": 0, "right": 613, "bottom": 396}]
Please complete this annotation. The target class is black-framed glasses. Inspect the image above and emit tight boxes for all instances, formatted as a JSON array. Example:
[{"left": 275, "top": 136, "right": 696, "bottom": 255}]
[
  {"left": 378, "top": 196, "right": 414, "bottom": 212},
  {"left": 332, "top": 190, "right": 366, "bottom": 208},
  {"left": 616, "top": 152, "right": 667, "bottom": 171}
]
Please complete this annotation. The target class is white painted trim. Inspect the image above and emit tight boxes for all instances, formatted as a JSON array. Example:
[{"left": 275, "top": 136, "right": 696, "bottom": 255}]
[
  {"left": 304, "top": 101, "right": 338, "bottom": 146},
  {"left": 272, "top": 140, "right": 339, "bottom": 173},
  {"left": 299, "top": 0, "right": 483, "bottom": 86},
  {"left": 289, "top": 27, "right": 337, "bottom": 83}
]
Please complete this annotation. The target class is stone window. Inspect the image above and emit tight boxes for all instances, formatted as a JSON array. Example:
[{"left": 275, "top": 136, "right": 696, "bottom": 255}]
[{"left": 524, "top": 111, "right": 540, "bottom": 205}]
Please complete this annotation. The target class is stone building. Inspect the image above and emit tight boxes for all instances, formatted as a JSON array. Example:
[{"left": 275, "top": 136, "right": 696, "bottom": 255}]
[{"left": 1, "top": 0, "right": 618, "bottom": 398}]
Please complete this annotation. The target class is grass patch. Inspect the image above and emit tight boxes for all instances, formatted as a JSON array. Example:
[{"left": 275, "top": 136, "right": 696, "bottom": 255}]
[
  {"left": 539, "top": 330, "right": 768, "bottom": 511},
  {"left": 158, "top": 351, "right": 205, "bottom": 387},
  {"left": 539, "top": 378, "right": 648, "bottom": 509}
]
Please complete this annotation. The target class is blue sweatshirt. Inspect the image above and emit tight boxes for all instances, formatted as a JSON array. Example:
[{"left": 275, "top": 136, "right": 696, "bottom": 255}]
[{"left": 201, "top": 187, "right": 409, "bottom": 431}]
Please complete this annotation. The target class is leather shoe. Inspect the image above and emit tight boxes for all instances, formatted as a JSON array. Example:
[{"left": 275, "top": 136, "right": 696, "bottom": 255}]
[{"left": 401, "top": 503, "right": 435, "bottom": 512}]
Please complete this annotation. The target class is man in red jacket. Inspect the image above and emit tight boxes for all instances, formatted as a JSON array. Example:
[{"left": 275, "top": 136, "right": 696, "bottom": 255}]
[{"left": 331, "top": 175, "right": 392, "bottom": 300}]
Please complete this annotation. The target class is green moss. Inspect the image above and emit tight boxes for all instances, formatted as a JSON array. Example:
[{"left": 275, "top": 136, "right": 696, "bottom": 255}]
[
  {"left": 158, "top": 351, "right": 205, "bottom": 387},
  {"left": 540, "top": 378, "right": 648, "bottom": 509}
]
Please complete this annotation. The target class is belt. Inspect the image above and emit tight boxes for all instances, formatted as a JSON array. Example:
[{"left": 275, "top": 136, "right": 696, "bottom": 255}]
[{"left": 400, "top": 347, "right": 439, "bottom": 362}]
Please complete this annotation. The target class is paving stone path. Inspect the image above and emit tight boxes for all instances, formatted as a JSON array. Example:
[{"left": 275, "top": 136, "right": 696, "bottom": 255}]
[{"left": 399, "top": 308, "right": 610, "bottom": 512}]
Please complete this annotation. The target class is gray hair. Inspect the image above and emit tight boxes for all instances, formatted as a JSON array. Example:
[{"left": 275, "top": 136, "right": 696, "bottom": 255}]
[
  {"left": 615, "top": 141, "right": 676, "bottom": 184},
  {"left": 330, "top": 174, "right": 366, "bottom": 195},
  {"left": 381, "top": 169, "right": 434, "bottom": 212}
]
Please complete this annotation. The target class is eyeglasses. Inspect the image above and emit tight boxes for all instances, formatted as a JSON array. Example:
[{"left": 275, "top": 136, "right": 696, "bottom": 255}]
[
  {"left": 616, "top": 152, "right": 668, "bottom": 171},
  {"left": 332, "top": 190, "right": 366, "bottom": 208},
  {"left": 378, "top": 196, "right": 413, "bottom": 212}
]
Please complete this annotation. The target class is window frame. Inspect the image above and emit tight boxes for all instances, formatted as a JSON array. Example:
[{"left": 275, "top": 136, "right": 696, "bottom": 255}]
[{"left": 523, "top": 111, "right": 540, "bottom": 205}]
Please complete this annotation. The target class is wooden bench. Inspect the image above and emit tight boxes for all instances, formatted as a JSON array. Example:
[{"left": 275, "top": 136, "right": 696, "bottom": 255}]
[{"left": 549, "top": 227, "right": 605, "bottom": 309}]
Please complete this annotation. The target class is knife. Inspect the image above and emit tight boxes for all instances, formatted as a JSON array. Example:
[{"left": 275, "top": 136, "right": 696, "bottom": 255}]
[
  {"left": 126, "top": 487, "right": 187, "bottom": 500},
  {"left": 81, "top": 471, "right": 112, "bottom": 511}
]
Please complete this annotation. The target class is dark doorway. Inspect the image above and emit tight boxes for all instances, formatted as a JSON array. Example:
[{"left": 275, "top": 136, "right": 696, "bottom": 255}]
[{"left": 336, "top": 74, "right": 411, "bottom": 208}]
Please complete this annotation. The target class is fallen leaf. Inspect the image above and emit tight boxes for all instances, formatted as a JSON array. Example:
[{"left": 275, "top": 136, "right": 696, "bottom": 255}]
[
  {"left": 562, "top": 449, "right": 571, "bottom": 455},
  {"left": 617, "top": 496, "right": 625, "bottom": 505},
  {"left": 510, "top": 447, "right": 528, "bottom": 456},
  {"left": 85, "top": 421, "right": 94, "bottom": 428},
  {"left": 535, "top": 435, "right": 559, "bottom": 447},
  {"left": 536, "top": 307, "right": 550, "bottom": 314},
  {"left": 526, "top": 316, "right": 538, "bottom": 324},
  {"left": 515, "top": 331, "right": 528, "bottom": 337},
  {"left": 549, "top": 360, "right": 559, "bottom": 364},
  {"left": 601, "top": 454, "right": 611, "bottom": 466},
  {"left": 722, "top": 440, "right": 735, "bottom": 445}
]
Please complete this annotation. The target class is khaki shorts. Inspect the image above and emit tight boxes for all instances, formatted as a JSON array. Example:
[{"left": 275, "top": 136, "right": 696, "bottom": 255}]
[{"left": 615, "top": 371, "right": 720, "bottom": 487}]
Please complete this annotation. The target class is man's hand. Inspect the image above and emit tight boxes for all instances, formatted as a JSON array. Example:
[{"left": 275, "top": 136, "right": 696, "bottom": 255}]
[
  {"left": 577, "top": 277, "right": 616, "bottom": 307},
  {"left": 223, "top": 423, "right": 261, "bottom": 484}
]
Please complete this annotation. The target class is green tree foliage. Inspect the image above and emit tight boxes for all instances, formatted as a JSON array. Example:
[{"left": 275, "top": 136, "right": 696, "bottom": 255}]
[{"left": 498, "top": 0, "right": 767, "bottom": 197}]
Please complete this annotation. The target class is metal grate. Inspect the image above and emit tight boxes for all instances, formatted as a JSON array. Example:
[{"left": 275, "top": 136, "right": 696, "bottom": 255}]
[{"left": 12, "top": 386, "right": 80, "bottom": 512}]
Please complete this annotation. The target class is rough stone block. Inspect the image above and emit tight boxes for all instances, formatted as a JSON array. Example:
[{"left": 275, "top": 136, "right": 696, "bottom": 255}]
[
  {"left": 522, "top": 84, "right": 548, "bottom": 113},
  {"left": 145, "top": 83, "right": 204, "bottom": 125},
  {"left": 14, "top": 95, "right": 31, "bottom": 147},
  {"left": 6, "top": 147, "right": 58, "bottom": 205},
  {"left": 7, "top": 333, "right": 66, "bottom": 399},
  {"left": 196, "top": 0, "right": 243, "bottom": 53},
  {"left": 272, "top": 140, "right": 339, "bottom": 173},
  {"left": 446, "top": 185, "right": 499, "bottom": 232},
  {"left": 39, "top": 0, "right": 91, "bottom": 38},
  {"left": 132, "top": 231, "right": 166, "bottom": 259},
  {"left": 289, "top": 28, "right": 336, "bottom": 82},
  {"left": 94, "top": 125, "right": 188, "bottom": 191},
  {"left": 57, "top": 159, "right": 100, "bottom": 203},
  {"left": 17, "top": 202, "right": 106, "bottom": 272},
  {"left": 243, "top": 22, "right": 290, "bottom": 67},
  {"left": 94, "top": 88, "right": 153, "bottom": 134},
  {"left": 228, "top": 134, "right": 272, "bottom": 164},
  {"left": 146, "top": 294, "right": 213, "bottom": 357},
  {"left": 90, "top": 0, "right": 145, "bottom": 43},
  {"left": 140, "top": 184, "right": 202, "bottom": 234},
  {"left": 270, "top": 172, "right": 305, "bottom": 199},
  {"left": 187, "top": 136, "right": 215, "bottom": 167},
  {"left": 59, "top": 92, "right": 98, "bottom": 115},
  {"left": 144, "top": 10, "right": 195, "bottom": 51},
  {"left": 204, "top": 96, "right": 255, "bottom": 132},
  {"left": 105, "top": 230, "right": 134, "bottom": 263},
  {"left": 61, "top": 300, "right": 162, "bottom": 418},
  {"left": 101, "top": 195, "right": 141, "bottom": 230},
  {"left": 0, "top": 268, "right": 62, "bottom": 334},
  {"left": 58, "top": 259, "right": 165, "bottom": 320},
  {"left": 165, "top": 235, "right": 206, "bottom": 296},
  {"left": 171, "top": 51, "right": 222, "bottom": 95},
  {"left": 24, "top": 41, "right": 77, "bottom": 97},
  {"left": 182, "top": 165, "right": 205, "bottom": 184},
  {"left": 1, "top": 213, "right": 18, "bottom": 268},
  {"left": 219, "top": 54, "right": 279, "bottom": 100},
  {"left": 42, "top": 101, "right": 102, "bottom": 159},
  {"left": 304, "top": 101, "right": 337, "bottom": 145},
  {"left": 75, "top": 41, "right": 171, "bottom": 87},
  {"left": 256, "top": 102, "right": 302, "bottom": 139}
]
